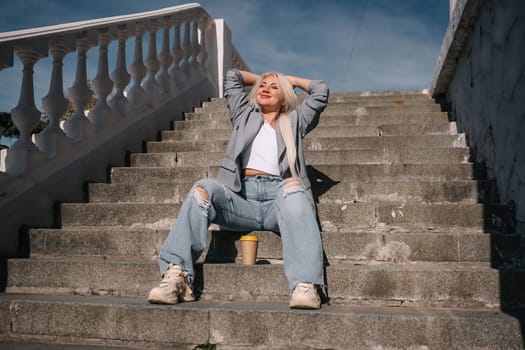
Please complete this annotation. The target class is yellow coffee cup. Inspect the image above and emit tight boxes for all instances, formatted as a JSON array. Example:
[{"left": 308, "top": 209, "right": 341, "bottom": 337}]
[{"left": 240, "top": 235, "right": 259, "bottom": 265}]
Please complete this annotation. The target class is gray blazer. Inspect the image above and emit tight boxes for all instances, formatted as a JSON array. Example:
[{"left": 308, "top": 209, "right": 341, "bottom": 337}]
[{"left": 216, "top": 69, "right": 329, "bottom": 193}]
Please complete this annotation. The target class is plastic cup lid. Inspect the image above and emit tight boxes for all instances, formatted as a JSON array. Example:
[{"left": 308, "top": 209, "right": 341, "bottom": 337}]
[{"left": 240, "top": 235, "right": 259, "bottom": 242}]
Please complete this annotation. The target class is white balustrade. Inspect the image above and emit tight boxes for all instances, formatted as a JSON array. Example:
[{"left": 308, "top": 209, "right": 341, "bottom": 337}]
[
  {"left": 127, "top": 23, "right": 150, "bottom": 109},
  {"left": 88, "top": 31, "right": 118, "bottom": 128},
  {"left": 64, "top": 37, "right": 95, "bottom": 142},
  {"left": 0, "top": 3, "right": 246, "bottom": 183},
  {"left": 191, "top": 15, "right": 202, "bottom": 80},
  {"left": 180, "top": 17, "right": 193, "bottom": 81},
  {"left": 0, "top": 4, "right": 248, "bottom": 256},
  {"left": 198, "top": 16, "right": 209, "bottom": 74},
  {"left": 143, "top": 20, "right": 162, "bottom": 105},
  {"left": 169, "top": 19, "right": 185, "bottom": 93},
  {"left": 157, "top": 17, "right": 174, "bottom": 96},
  {"left": 108, "top": 27, "right": 132, "bottom": 117},
  {"left": 5, "top": 47, "right": 46, "bottom": 175},
  {"left": 36, "top": 38, "right": 72, "bottom": 158}
]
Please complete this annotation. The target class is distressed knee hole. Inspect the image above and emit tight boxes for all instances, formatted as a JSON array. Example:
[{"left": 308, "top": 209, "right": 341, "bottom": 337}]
[
  {"left": 283, "top": 178, "right": 302, "bottom": 191},
  {"left": 193, "top": 185, "right": 210, "bottom": 207}
]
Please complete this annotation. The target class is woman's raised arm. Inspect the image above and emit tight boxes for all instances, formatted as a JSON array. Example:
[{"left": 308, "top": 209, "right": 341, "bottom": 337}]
[
  {"left": 239, "top": 70, "right": 260, "bottom": 86},
  {"left": 286, "top": 75, "right": 312, "bottom": 92}
]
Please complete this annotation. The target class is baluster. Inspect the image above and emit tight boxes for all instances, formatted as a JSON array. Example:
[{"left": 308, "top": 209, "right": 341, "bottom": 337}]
[
  {"left": 180, "top": 17, "right": 193, "bottom": 81},
  {"left": 5, "top": 47, "right": 46, "bottom": 176},
  {"left": 143, "top": 20, "right": 162, "bottom": 104},
  {"left": 109, "top": 27, "right": 132, "bottom": 117},
  {"left": 169, "top": 18, "right": 185, "bottom": 93},
  {"left": 36, "top": 38, "right": 72, "bottom": 158},
  {"left": 157, "top": 17, "right": 173, "bottom": 96},
  {"left": 0, "top": 149, "right": 7, "bottom": 188},
  {"left": 191, "top": 15, "right": 202, "bottom": 79},
  {"left": 1, "top": 124, "right": 7, "bottom": 175},
  {"left": 88, "top": 31, "right": 117, "bottom": 128},
  {"left": 127, "top": 23, "right": 150, "bottom": 108},
  {"left": 64, "top": 37, "right": 95, "bottom": 142},
  {"left": 197, "top": 15, "right": 210, "bottom": 77}
]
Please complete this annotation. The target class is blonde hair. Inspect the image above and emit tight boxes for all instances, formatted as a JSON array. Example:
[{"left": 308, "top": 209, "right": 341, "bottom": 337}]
[
  {"left": 247, "top": 72, "right": 298, "bottom": 113},
  {"left": 248, "top": 72, "right": 300, "bottom": 178}
]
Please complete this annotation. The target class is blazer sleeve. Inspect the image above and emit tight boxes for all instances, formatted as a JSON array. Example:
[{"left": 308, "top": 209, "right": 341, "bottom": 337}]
[
  {"left": 295, "top": 80, "right": 329, "bottom": 137},
  {"left": 224, "top": 68, "right": 250, "bottom": 128}
]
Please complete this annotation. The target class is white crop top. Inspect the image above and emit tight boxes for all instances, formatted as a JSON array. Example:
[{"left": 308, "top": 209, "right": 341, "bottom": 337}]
[{"left": 242, "top": 120, "right": 280, "bottom": 175}]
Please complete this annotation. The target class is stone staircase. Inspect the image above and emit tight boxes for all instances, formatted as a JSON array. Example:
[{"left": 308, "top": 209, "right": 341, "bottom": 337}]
[{"left": 1, "top": 91, "right": 524, "bottom": 349}]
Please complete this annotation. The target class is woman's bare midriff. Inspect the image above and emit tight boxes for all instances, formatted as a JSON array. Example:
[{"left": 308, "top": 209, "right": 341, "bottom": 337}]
[{"left": 242, "top": 168, "right": 275, "bottom": 177}]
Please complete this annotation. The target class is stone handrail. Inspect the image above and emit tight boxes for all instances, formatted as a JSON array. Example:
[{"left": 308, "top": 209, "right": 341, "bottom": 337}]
[{"left": 0, "top": 3, "right": 248, "bottom": 257}]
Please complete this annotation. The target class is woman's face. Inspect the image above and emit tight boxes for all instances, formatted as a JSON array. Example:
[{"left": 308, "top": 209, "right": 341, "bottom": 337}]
[{"left": 255, "top": 75, "right": 284, "bottom": 113}]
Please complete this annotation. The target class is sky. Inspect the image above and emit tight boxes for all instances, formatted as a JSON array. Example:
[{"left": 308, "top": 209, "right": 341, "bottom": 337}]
[{"left": 0, "top": 0, "right": 451, "bottom": 113}]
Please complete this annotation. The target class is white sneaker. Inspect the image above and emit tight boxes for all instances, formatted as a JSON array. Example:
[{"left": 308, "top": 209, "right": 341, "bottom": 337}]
[
  {"left": 148, "top": 264, "right": 195, "bottom": 304},
  {"left": 289, "top": 282, "right": 321, "bottom": 309}
]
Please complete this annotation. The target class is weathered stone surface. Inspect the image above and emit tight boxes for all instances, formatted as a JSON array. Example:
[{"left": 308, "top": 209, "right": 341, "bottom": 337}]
[
  {"left": 0, "top": 294, "right": 522, "bottom": 350},
  {"left": 4, "top": 83, "right": 525, "bottom": 349},
  {"left": 8, "top": 259, "right": 525, "bottom": 308},
  {"left": 149, "top": 134, "right": 465, "bottom": 153},
  {"left": 4, "top": 295, "right": 209, "bottom": 345},
  {"left": 178, "top": 111, "right": 448, "bottom": 127},
  {"left": 130, "top": 148, "right": 470, "bottom": 168},
  {"left": 60, "top": 203, "right": 181, "bottom": 228},
  {"left": 28, "top": 227, "right": 524, "bottom": 268}
]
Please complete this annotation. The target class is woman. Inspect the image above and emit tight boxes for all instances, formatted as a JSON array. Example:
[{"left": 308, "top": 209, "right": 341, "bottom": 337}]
[{"left": 148, "top": 68, "right": 329, "bottom": 309}]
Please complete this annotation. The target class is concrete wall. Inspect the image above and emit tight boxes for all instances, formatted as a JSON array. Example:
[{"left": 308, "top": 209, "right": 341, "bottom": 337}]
[{"left": 433, "top": 0, "right": 525, "bottom": 233}]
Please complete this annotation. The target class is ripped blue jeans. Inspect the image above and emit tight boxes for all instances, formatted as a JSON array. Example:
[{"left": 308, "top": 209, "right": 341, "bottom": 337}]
[{"left": 158, "top": 176, "right": 324, "bottom": 290}]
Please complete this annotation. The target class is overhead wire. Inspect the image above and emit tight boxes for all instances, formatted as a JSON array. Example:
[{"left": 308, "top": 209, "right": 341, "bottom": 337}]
[{"left": 342, "top": 0, "right": 369, "bottom": 88}]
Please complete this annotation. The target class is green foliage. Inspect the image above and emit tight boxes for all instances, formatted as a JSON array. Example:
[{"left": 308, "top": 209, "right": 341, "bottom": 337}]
[
  {"left": 0, "top": 94, "right": 96, "bottom": 141},
  {"left": 0, "top": 112, "right": 48, "bottom": 138},
  {"left": 0, "top": 112, "right": 18, "bottom": 137}
]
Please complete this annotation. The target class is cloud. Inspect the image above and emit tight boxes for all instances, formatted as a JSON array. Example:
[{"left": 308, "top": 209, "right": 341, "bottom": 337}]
[{"left": 0, "top": 0, "right": 450, "bottom": 112}]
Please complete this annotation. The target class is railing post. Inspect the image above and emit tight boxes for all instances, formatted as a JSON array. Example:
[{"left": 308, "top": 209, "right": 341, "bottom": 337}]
[
  {"left": 127, "top": 23, "right": 150, "bottom": 109},
  {"left": 213, "top": 19, "right": 233, "bottom": 98},
  {"left": 157, "top": 17, "right": 174, "bottom": 96},
  {"left": 64, "top": 37, "right": 94, "bottom": 142},
  {"left": 108, "top": 26, "right": 132, "bottom": 118},
  {"left": 88, "top": 31, "right": 117, "bottom": 128},
  {"left": 198, "top": 15, "right": 209, "bottom": 73},
  {"left": 191, "top": 13, "right": 202, "bottom": 79},
  {"left": 180, "top": 16, "right": 193, "bottom": 80},
  {"left": 143, "top": 20, "right": 162, "bottom": 105},
  {"left": 36, "top": 38, "right": 72, "bottom": 158},
  {"left": 169, "top": 18, "right": 185, "bottom": 93},
  {"left": 5, "top": 47, "right": 46, "bottom": 176}
]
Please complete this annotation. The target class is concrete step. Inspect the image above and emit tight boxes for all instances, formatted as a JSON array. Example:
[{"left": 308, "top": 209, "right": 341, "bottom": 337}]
[
  {"left": 89, "top": 180, "right": 496, "bottom": 204},
  {"left": 149, "top": 134, "right": 466, "bottom": 153},
  {"left": 27, "top": 227, "right": 523, "bottom": 266},
  {"left": 107, "top": 163, "right": 482, "bottom": 185},
  {"left": 306, "top": 163, "right": 482, "bottom": 182},
  {"left": 161, "top": 122, "right": 456, "bottom": 141},
  {"left": 130, "top": 148, "right": 470, "bottom": 168},
  {"left": 109, "top": 166, "right": 208, "bottom": 184},
  {"left": 313, "top": 180, "right": 496, "bottom": 204},
  {"left": 59, "top": 201, "right": 512, "bottom": 232},
  {"left": 60, "top": 203, "right": 181, "bottom": 228},
  {"left": 5, "top": 259, "right": 525, "bottom": 308},
  {"left": 197, "top": 101, "right": 441, "bottom": 113},
  {"left": 197, "top": 101, "right": 442, "bottom": 114},
  {"left": 1, "top": 294, "right": 522, "bottom": 350},
  {"left": 200, "top": 93, "right": 434, "bottom": 109},
  {"left": 180, "top": 111, "right": 448, "bottom": 126},
  {"left": 89, "top": 182, "right": 190, "bottom": 203},
  {"left": 0, "top": 342, "right": 130, "bottom": 350}
]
